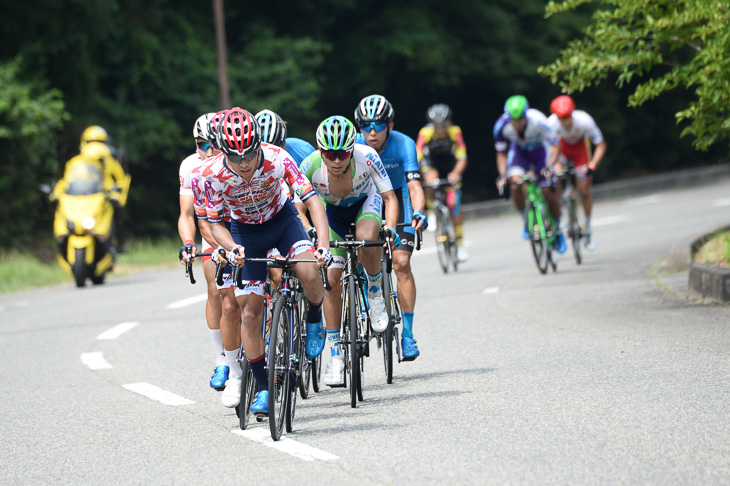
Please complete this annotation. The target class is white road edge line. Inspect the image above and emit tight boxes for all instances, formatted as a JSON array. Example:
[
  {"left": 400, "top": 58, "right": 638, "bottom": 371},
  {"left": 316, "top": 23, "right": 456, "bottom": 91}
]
[
  {"left": 122, "top": 383, "right": 194, "bottom": 406},
  {"left": 482, "top": 287, "right": 500, "bottom": 295},
  {"left": 232, "top": 428, "right": 339, "bottom": 462},
  {"left": 714, "top": 198, "right": 730, "bottom": 207},
  {"left": 165, "top": 293, "right": 208, "bottom": 310},
  {"left": 624, "top": 194, "right": 661, "bottom": 206},
  {"left": 81, "top": 352, "right": 113, "bottom": 370},
  {"left": 97, "top": 321, "right": 140, "bottom": 340}
]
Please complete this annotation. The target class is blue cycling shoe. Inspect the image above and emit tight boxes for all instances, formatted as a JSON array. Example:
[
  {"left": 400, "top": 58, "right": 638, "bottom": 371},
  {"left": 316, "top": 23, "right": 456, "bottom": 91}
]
[
  {"left": 401, "top": 337, "right": 420, "bottom": 361},
  {"left": 521, "top": 227, "right": 530, "bottom": 240},
  {"left": 250, "top": 390, "right": 269, "bottom": 415},
  {"left": 305, "top": 320, "right": 326, "bottom": 359},
  {"left": 209, "top": 365, "right": 229, "bottom": 390},
  {"left": 555, "top": 231, "right": 567, "bottom": 254}
]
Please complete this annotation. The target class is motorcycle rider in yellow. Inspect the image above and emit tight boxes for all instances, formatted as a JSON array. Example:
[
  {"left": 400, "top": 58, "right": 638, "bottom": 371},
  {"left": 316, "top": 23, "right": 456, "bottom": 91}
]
[{"left": 52, "top": 126, "right": 131, "bottom": 251}]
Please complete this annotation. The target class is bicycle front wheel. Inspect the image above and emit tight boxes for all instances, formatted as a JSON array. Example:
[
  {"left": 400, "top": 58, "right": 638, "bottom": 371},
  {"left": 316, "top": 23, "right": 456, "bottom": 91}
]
[
  {"left": 568, "top": 196, "right": 582, "bottom": 265},
  {"left": 434, "top": 204, "right": 450, "bottom": 274},
  {"left": 529, "top": 204, "right": 549, "bottom": 274},
  {"left": 268, "top": 296, "right": 290, "bottom": 441},
  {"left": 346, "top": 275, "right": 360, "bottom": 408},
  {"left": 380, "top": 260, "right": 394, "bottom": 384},
  {"left": 238, "top": 357, "right": 256, "bottom": 430},
  {"left": 296, "top": 292, "right": 311, "bottom": 400}
]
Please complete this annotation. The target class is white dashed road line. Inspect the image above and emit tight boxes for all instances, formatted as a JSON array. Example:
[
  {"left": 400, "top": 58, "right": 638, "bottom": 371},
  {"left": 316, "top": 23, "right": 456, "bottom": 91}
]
[
  {"left": 97, "top": 321, "right": 140, "bottom": 340},
  {"left": 592, "top": 215, "right": 629, "bottom": 226},
  {"left": 122, "top": 383, "right": 195, "bottom": 406},
  {"left": 165, "top": 293, "right": 208, "bottom": 310},
  {"left": 714, "top": 198, "right": 730, "bottom": 207},
  {"left": 232, "top": 428, "right": 339, "bottom": 462},
  {"left": 482, "top": 287, "right": 500, "bottom": 295},
  {"left": 81, "top": 352, "right": 113, "bottom": 370},
  {"left": 624, "top": 195, "right": 661, "bottom": 206}
]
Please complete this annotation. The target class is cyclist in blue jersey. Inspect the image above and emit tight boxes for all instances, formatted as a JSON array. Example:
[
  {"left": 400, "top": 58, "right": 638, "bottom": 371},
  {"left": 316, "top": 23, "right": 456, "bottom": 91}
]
[
  {"left": 493, "top": 95, "right": 566, "bottom": 253},
  {"left": 254, "top": 109, "right": 316, "bottom": 167},
  {"left": 354, "top": 94, "right": 427, "bottom": 360}
]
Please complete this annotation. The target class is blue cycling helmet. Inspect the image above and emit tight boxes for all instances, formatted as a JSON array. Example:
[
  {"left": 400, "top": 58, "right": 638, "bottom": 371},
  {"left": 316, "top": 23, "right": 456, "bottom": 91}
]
[{"left": 504, "top": 95, "right": 529, "bottom": 119}]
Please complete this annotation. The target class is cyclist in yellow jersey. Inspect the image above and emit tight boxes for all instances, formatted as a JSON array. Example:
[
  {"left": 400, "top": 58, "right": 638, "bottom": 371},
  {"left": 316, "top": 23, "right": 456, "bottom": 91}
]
[{"left": 415, "top": 104, "right": 469, "bottom": 262}]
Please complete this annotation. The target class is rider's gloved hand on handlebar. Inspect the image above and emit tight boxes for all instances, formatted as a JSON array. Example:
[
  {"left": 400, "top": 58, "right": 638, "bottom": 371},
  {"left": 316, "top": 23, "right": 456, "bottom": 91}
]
[
  {"left": 412, "top": 210, "right": 428, "bottom": 230},
  {"left": 179, "top": 240, "right": 196, "bottom": 263},
  {"left": 306, "top": 226, "right": 317, "bottom": 243},
  {"left": 211, "top": 246, "right": 226, "bottom": 264},
  {"left": 316, "top": 247, "right": 333, "bottom": 267},
  {"left": 386, "top": 226, "right": 401, "bottom": 247},
  {"left": 227, "top": 245, "right": 245, "bottom": 266}
]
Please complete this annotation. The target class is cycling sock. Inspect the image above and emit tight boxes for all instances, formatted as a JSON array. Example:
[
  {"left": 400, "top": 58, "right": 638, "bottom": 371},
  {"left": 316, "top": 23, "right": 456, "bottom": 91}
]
[
  {"left": 224, "top": 348, "right": 243, "bottom": 379},
  {"left": 248, "top": 354, "right": 268, "bottom": 393},
  {"left": 456, "top": 225, "right": 464, "bottom": 242},
  {"left": 306, "top": 298, "right": 323, "bottom": 323},
  {"left": 521, "top": 208, "right": 528, "bottom": 226},
  {"left": 366, "top": 270, "right": 382, "bottom": 297},
  {"left": 402, "top": 312, "right": 414, "bottom": 339},
  {"left": 585, "top": 216, "right": 591, "bottom": 231},
  {"left": 327, "top": 330, "right": 341, "bottom": 357},
  {"left": 209, "top": 329, "right": 226, "bottom": 367}
]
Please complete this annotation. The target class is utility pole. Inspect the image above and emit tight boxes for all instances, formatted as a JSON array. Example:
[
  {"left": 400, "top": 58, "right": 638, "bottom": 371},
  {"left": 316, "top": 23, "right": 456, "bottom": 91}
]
[{"left": 213, "top": 0, "right": 230, "bottom": 109}]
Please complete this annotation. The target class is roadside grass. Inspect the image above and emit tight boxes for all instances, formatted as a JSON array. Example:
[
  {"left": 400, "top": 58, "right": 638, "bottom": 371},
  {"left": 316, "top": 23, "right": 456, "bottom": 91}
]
[
  {"left": 0, "top": 237, "right": 180, "bottom": 294},
  {"left": 693, "top": 230, "right": 730, "bottom": 268}
]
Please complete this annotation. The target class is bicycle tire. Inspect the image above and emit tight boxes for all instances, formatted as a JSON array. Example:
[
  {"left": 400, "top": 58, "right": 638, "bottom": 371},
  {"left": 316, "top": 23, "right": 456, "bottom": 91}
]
[
  {"left": 380, "top": 254, "right": 394, "bottom": 384},
  {"left": 238, "top": 357, "right": 256, "bottom": 430},
  {"left": 529, "top": 204, "right": 549, "bottom": 274},
  {"left": 296, "top": 292, "right": 311, "bottom": 399},
  {"left": 434, "top": 203, "right": 450, "bottom": 273},
  {"left": 268, "top": 296, "right": 290, "bottom": 441},
  {"left": 568, "top": 196, "right": 582, "bottom": 265},
  {"left": 286, "top": 299, "right": 301, "bottom": 433},
  {"left": 346, "top": 275, "right": 360, "bottom": 408},
  {"left": 311, "top": 355, "right": 322, "bottom": 393}
]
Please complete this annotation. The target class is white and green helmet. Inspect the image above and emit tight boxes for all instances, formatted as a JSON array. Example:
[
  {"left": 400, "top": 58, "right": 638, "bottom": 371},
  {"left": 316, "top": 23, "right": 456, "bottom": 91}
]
[{"left": 316, "top": 116, "right": 357, "bottom": 152}]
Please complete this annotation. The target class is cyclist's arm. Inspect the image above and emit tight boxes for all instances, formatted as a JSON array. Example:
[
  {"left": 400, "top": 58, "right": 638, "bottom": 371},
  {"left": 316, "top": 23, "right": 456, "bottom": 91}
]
[
  {"left": 496, "top": 151, "right": 508, "bottom": 178},
  {"left": 178, "top": 194, "right": 196, "bottom": 244},
  {"left": 448, "top": 158, "right": 468, "bottom": 184},
  {"left": 547, "top": 141, "right": 561, "bottom": 168},
  {"left": 406, "top": 179, "right": 426, "bottom": 214},
  {"left": 303, "top": 194, "right": 329, "bottom": 251},
  {"left": 381, "top": 189, "right": 399, "bottom": 231},
  {"left": 210, "top": 221, "right": 236, "bottom": 252},
  {"left": 589, "top": 140, "right": 607, "bottom": 172}
]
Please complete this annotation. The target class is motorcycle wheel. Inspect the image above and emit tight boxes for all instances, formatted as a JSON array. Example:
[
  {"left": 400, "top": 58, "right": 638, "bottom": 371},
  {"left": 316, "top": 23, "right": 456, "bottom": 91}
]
[{"left": 73, "top": 248, "right": 87, "bottom": 288}]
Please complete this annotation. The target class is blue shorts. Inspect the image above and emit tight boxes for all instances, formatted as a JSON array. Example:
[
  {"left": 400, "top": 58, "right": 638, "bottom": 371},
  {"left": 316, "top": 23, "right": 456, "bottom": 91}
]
[
  {"left": 392, "top": 187, "right": 415, "bottom": 253},
  {"left": 230, "top": 199, "right": 313, "bottom": 295}
]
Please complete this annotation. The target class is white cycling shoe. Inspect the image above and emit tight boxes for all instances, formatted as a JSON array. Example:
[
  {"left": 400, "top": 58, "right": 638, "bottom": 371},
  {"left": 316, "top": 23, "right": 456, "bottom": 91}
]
[
  {"left": 221, "top": 377, "right": 242, "bottom": 408},
  {"left": 324, "top": 355, "right": 345, "bottom": 386},
  {"left": 585, "top": 230, "right": 596, "bottom": 251},
  {"left": 457, "top": 247, "right": 470, "bottom": 262},
  {"left": 368, "top": 294, "right": 389, "bottom": 333}
]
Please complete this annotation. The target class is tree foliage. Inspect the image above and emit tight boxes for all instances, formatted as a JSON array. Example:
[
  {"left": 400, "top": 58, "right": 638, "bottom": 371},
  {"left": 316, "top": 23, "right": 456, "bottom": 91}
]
[{"left": 539, "top": 0, "right": 730, "bottom": 151}]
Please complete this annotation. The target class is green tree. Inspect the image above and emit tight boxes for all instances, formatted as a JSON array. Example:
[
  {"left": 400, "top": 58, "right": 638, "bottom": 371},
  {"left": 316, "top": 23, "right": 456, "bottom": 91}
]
[
  {"left": 539, "top": 0, "right": 730, "bottom": 151},
  {"left": 0, "top": 57, "right": 69, "bottom": 249}
]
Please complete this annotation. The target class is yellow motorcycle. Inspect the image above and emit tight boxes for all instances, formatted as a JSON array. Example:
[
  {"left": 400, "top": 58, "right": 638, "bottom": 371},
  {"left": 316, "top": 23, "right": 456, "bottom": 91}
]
[{"left": 50, "top": 161, "right": 130, "bottom": 287}]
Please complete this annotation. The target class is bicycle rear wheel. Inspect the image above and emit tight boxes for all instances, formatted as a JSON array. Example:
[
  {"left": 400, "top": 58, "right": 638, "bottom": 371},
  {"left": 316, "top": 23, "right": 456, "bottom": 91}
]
[
  {"left": 268, "top": 296, "right": 290, "bottom": 441},
  {"left": 286, "top": 303, "right": 302, "bottom": 433},
  {"left": 311, "top": 355, "right": 322, "bottom": 392},
  {"left": 346, "top": 275, "right": 360, "bottom": 408},
  {"left": 568, "top": 196, "right": 582, "bottom": 265},
  {"left": 529, "top": 204, "right": 549, "bottom": 274},
  {"left": 238, "top": 357, "right": 256, "bottom": 430}
]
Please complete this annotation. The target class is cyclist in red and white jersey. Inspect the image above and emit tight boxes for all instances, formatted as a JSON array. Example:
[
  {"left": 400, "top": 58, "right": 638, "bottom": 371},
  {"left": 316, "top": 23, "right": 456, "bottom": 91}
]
[
  {"left": 548, "top": 95, "right": 607, "bottom": 250},
  {"left": 202, "top": 109, "right": 331, "bottom": 414},
  {"left": 178, "top": 112, "right": 239, "bottom": 391}
]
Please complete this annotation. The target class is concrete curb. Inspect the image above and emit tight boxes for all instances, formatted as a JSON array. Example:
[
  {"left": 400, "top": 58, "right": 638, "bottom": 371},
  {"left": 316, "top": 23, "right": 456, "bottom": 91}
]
[
  {"left": 688, "top": 225, "right": 730, "bottom": 303},
  {"left": 461, "top": 162, "right": 730, "bottom": 220}
]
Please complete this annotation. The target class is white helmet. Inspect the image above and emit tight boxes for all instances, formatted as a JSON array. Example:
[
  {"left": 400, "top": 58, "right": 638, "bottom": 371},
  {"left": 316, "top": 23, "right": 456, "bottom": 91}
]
[{"left": 193, "top": 113, "right": 216, "bottom": 140}]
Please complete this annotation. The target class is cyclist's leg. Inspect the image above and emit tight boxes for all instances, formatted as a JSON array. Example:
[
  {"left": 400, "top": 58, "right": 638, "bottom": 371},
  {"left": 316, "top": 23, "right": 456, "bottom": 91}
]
[
  {"left": 214, "top": 261, "right": 240, "bottom": 390},
  {"left": 421, "top": 163, "right": 439, "bottom": 227},
  {"left": 506, "top": 145, "right": 529, "bottom": 235},
  {"left": 354, "top": 191, "right": 389, "bottom": 331},
  {"left": 201, "top": 255, "right": 228, "bottom": 388}
]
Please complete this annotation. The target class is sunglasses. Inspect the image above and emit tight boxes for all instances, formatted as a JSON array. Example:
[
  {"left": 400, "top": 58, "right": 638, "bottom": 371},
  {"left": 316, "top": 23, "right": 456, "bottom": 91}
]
[
  {"left": 360, "top": 122, "right": 388, "bottom": 133},
  {"left": 197, "top": 141, "right": 214, "bottom": 152},
  {"left": 322, "top": 149, "right": 352, "bottom": 161},
  {"left": 227, "top": 150, "right": 258, "bottom": 163}
]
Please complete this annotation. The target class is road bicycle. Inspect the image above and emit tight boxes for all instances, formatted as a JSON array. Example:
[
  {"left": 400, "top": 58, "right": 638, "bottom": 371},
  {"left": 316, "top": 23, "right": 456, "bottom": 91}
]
[
  {"left": 502, "top": 172, "right": 559, "bottom": 274},
  {"left": 232, "top": 253, "right": 329, "bottom": 441},
  {"left": 422, "top": 179, "right": 458, "bottom": 273},
  {"left": 557, "top": 160, "right": 584, "bottom": 265},
  {"left": 329, "top": 234, "right": 385, "bottom": 408},
  {"left": 378, "top": 222, "right": 422, "bottom": 384}
]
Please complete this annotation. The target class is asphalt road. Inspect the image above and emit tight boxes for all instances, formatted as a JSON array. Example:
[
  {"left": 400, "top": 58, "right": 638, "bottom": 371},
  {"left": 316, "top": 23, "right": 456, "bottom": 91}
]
[{"left": 2, "top": 179, "right": 729, "bottom": 485}]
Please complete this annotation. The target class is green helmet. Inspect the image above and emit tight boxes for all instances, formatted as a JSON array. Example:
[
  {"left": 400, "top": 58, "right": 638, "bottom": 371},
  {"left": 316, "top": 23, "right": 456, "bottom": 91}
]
[
  {"left": 504, "top": 95, "right": 529, "bottom": 119},
  {"left": 316, "top": 116, "right": 357, "bottom": 152}
]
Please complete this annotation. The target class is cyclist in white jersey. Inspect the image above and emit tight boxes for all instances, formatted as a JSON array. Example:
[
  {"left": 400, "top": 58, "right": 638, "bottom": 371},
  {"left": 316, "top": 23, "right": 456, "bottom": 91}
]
[
  {"left": 548, "top": 95, "right": 607, "bottom": 250},
  {"left": 300, "top": 116, "right": 399, "bottom": 386},
  {"left": 178, "top": 112, "right": 239, "bottom": 390}
]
